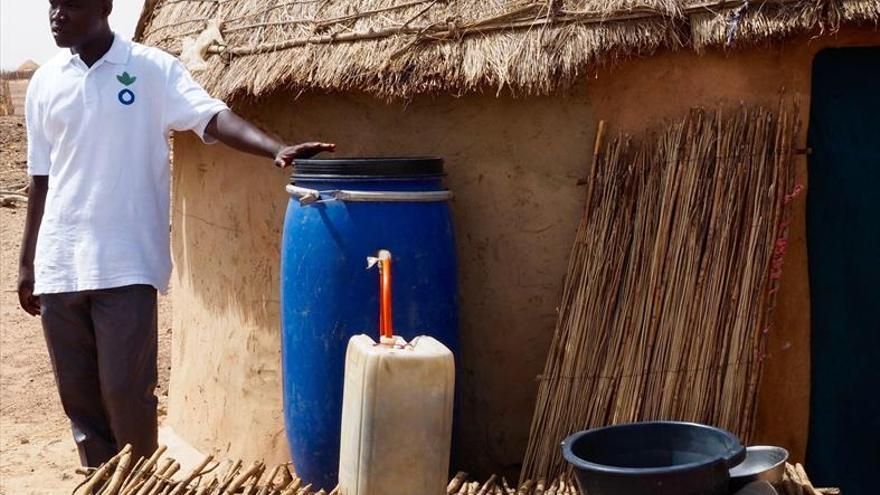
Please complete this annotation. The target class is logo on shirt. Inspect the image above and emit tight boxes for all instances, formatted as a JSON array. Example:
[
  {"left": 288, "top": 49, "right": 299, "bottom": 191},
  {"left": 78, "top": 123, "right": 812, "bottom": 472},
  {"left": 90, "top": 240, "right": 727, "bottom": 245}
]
[{"left": 116, "top": 72, "right": 137, "bottom": 106}]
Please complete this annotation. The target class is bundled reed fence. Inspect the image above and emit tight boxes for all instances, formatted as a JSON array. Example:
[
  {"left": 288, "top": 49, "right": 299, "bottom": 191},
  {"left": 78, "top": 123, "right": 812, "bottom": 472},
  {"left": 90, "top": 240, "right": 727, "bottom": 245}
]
[
  {"left": 0, "top": 80, "right": 14, "bottom": 116},
  {"left": 521, "top": 103, "right": 801, "bottom": 482}
]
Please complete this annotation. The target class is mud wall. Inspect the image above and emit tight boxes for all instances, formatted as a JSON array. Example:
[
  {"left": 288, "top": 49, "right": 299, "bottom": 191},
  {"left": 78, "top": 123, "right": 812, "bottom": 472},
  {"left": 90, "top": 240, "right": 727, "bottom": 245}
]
[
  {"left": 167, "top": 27, "right": 878, "bottom": 475},
  {"left": 168, "top": 90, "right": 594, "bottom": 473}
]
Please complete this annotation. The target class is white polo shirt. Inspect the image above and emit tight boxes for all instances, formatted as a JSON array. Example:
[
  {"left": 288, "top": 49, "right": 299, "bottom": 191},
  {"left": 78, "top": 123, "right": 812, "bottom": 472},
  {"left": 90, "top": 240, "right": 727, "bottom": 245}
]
[{"left": 26, "top": 34, "right": 228, "bottom": 294}]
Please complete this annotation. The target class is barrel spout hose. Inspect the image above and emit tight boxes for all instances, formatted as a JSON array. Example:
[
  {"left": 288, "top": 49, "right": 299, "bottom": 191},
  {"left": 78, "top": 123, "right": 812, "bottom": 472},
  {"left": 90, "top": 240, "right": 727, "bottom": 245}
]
[{"left": 367, "top": 250, "right": 394, "bottom": 344}]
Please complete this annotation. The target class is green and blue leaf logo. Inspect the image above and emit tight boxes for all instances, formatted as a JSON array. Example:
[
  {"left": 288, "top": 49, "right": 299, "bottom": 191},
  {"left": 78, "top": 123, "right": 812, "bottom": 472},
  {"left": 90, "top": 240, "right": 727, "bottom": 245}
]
[
  {"left": 117, "top": 72, "right": 137, "bottom": 105},
  {"left": 117, "top": 72, "right": 137, "bottom": 86}
]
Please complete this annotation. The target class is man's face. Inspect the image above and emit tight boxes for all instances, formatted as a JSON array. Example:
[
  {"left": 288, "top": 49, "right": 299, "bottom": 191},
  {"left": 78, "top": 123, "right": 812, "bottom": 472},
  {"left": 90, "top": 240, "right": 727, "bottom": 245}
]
[{"left": 49, "top": 0, "right": 111, "bottom": 48}]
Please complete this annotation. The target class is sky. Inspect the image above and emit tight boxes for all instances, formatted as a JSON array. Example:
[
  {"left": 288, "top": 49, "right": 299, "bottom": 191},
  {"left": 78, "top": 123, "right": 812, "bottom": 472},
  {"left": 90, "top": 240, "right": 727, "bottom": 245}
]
[{"left": 0, "top": 0, "right": 146, "bottom": 70}]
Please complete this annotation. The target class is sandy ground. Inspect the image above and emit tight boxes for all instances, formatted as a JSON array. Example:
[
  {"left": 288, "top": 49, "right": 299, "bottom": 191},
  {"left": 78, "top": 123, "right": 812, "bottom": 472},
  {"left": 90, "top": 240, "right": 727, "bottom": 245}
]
[{"left": 0, "top": 112, "right": 174, "bottom": 493}]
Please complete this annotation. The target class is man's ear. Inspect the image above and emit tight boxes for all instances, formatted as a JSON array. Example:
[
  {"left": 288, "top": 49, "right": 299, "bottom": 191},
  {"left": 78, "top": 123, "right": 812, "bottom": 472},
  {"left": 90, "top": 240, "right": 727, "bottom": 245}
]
[{"left": 104, "top": 0, "right": 113, "bottom": 18}]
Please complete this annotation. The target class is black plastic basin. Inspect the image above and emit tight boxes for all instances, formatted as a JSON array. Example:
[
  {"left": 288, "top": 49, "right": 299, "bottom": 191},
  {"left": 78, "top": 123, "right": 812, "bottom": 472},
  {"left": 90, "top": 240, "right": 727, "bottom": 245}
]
[{"left": 562, "top": 421, "right": 746, "bottom": 495}]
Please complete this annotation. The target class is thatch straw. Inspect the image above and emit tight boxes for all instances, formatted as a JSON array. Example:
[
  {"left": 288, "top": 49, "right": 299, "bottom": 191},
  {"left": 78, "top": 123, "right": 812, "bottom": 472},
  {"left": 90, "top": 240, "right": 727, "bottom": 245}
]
[
  {"left": 520, "top": 101, "right": 801, "bottom": 482},
  {"left": 136, "top": 0, "right": 877, "bottom": 99}
]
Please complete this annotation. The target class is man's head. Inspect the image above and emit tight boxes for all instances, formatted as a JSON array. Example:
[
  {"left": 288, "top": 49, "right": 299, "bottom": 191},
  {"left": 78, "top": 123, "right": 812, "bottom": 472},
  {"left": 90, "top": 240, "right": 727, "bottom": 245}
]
[{"left": 49, "top": 0, "right": 113, "bottom": 48}]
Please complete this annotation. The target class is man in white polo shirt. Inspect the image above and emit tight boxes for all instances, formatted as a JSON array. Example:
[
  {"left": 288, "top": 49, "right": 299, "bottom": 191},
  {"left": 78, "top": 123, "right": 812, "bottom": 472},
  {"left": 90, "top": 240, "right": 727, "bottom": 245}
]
[{"left": 18, "top": 0, "right": 334, "bottom": 466}]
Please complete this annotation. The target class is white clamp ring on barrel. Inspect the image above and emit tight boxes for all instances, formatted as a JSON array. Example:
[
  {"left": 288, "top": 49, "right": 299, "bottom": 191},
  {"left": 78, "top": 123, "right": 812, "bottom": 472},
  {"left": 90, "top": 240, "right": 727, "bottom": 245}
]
[{"left": 286, "top": 184, "right": 453, "bottom": 205}]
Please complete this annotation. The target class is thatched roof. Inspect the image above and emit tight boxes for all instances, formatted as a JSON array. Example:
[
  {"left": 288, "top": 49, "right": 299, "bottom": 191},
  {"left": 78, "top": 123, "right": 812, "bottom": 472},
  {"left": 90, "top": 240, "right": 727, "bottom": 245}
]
[
  {"left": 16, "top": 60, "right": 40, "bottom": 73},
  {"left": 136, "top": 0, "right": 878, "bottom": 99}
]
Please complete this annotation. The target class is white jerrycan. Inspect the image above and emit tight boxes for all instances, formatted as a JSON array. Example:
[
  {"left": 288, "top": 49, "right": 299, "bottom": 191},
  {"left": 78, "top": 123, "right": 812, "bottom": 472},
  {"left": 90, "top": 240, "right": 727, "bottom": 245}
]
[{"left": 338, "top": 250, "right": 455, "bottom": 495}]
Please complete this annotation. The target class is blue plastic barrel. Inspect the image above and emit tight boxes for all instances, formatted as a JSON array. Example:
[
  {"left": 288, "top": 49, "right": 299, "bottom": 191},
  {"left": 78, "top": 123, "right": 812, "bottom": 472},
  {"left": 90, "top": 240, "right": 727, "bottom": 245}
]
[{"left": 280, "top": 158, "right": 459, "bottom": 490}]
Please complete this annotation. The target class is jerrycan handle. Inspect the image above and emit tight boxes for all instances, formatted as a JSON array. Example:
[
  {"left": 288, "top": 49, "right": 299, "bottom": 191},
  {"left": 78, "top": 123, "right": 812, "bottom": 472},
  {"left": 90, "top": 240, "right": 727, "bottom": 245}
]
[{"left": 367, "top": 250, "right": 394, "bottom": 344}]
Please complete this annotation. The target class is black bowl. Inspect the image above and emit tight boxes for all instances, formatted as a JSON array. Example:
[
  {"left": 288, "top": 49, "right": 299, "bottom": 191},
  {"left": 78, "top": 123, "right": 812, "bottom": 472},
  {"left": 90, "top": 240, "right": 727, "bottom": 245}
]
[{"left": 562, "top": 421, "right": 746, "bottom": 495}]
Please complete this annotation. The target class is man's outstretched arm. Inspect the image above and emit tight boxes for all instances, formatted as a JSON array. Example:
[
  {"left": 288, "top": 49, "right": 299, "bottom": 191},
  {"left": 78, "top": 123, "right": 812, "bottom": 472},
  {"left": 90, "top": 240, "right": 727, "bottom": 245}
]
[{"left": 205, "top": 110, "right": 335, "bottom": 168}]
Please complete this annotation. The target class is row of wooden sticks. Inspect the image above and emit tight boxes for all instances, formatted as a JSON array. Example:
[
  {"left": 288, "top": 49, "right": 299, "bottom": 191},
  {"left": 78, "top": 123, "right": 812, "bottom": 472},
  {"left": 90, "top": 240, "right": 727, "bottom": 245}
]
[
  {"left": 72, "top": 444, "right": 575, "bottom": 495},
  {"left": 72, "top": 445, "right": 334, "bottom": 495},
  {"left": 74, "top": 444, "right": 837, "bottom": 495},
  {"left": 445, "top": 472, "right": 576, "bottom": 495}
]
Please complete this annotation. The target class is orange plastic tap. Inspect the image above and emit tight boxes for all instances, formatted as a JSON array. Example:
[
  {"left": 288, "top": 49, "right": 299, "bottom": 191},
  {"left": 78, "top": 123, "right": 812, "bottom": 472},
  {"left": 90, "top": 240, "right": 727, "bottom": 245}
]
[{"left": 368, "top": 250, "right": 394, "bottom": 342}]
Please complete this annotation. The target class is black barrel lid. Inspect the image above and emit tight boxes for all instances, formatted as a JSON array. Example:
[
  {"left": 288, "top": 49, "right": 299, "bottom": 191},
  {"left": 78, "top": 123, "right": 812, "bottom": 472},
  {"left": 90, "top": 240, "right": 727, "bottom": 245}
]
[{"left": 291, "top": 157, "right": 444, "bottom": 179}]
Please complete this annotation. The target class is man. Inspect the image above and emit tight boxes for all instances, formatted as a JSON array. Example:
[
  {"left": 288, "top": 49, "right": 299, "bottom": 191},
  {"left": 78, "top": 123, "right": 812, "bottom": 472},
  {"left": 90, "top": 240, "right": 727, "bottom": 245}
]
[{"left": 17, "top": 0, "right": 335, "bottom": 466}]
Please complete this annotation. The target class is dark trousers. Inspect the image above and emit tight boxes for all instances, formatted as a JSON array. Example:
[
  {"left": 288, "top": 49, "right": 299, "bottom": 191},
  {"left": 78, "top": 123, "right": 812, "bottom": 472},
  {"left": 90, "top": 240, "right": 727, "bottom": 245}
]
[{"left": 40, "top": 284, "right": 158, "bottom": 467}]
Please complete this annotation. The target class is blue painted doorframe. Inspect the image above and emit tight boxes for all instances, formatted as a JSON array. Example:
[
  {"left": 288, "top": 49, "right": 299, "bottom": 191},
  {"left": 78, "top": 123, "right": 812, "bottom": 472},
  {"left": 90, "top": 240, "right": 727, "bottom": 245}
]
[{"left": 805, "top": 47, "right": 880, "bottom": 495}]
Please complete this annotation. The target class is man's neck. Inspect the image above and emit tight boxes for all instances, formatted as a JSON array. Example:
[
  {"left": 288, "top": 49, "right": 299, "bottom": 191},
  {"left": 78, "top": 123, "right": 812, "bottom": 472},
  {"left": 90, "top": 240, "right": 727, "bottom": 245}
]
[{"left": 72, "top": 28, "right": 115, "bottom": 68}]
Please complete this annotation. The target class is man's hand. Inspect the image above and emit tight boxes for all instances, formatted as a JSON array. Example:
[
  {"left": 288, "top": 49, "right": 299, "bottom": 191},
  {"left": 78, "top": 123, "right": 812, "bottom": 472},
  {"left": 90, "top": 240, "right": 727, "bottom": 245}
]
[
  {"left": 205, "top": 111, "right": 336, "bottom": 169},
  {"left": 275, "top": 142, "right": 336, "bottom": 169},
  {"left": 18, "top": 268, "right": 40, "bottom": 316}
]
